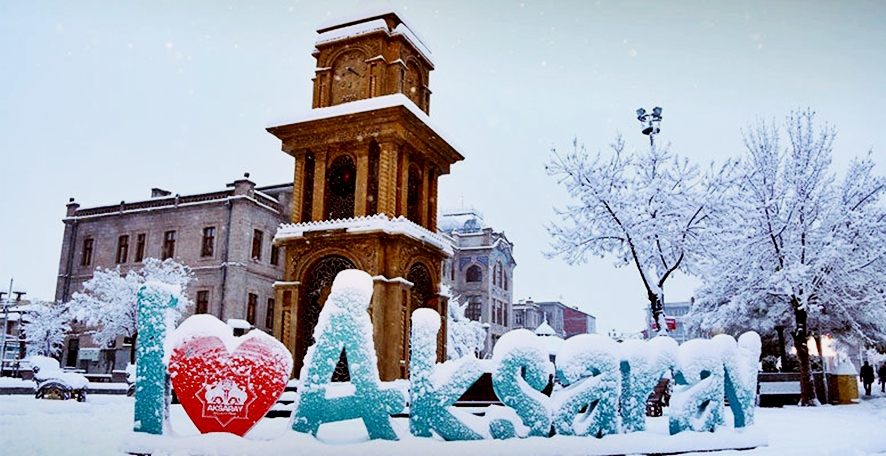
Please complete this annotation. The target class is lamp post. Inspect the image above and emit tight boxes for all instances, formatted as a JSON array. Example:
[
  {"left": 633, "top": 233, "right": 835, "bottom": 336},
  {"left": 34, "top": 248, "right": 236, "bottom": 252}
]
[{"left": 636, "top": 106, "right": 663, "bottom": 146}]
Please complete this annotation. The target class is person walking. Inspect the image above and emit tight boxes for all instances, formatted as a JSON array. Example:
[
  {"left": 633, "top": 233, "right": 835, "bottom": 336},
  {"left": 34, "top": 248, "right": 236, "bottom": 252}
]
[
  {"left": 861, "top": 360, "right": 875, "bottom": 396},
  {"left": 878, "top": 363, "right": 886, "bottom": 393}
]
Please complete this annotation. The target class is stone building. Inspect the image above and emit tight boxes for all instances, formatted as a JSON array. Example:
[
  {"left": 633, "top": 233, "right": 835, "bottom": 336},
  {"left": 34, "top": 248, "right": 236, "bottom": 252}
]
[
  {"left": 438, "top": 210, "right": 516, "bottom": 357},
  {"left": 267, "top": 9, "right": 464, "bottom": 380},
  {"left": 55, "top": 176, "right": 291, "bottom": 372},
  {"left": 513, "top": 300, "right": 596, "bottom": 339}
]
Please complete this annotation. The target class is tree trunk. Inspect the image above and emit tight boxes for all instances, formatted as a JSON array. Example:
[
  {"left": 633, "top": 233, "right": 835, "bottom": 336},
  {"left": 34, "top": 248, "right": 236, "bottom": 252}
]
[
  {"left": 775, "top": 325, "right": 788, "bottom": 370},
  {"left": 793, "top": 307, "right": 817, "bottom": 406},
  {"left": 129, "top": 331, "right": 137, "bottom": 366},
  {"left": 648, "top": 290, "right": 667, "bottom": 335}
]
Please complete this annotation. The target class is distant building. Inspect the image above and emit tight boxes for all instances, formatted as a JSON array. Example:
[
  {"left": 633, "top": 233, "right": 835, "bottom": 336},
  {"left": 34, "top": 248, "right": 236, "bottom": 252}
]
[
  {"left": 0, "top": 293, "right": 30, "bottom": 376},
  {"left": 55, "top": 175, "right": 292, "bottom": 372},
  {"left": 513, "top": 300, "right": 596, "bottom": 338},
  {"left": 645, "top": 299, "right": 693, "bottom": 343},
  {"left": 439, "top": 210, "right": 515, "bottom": 357}
]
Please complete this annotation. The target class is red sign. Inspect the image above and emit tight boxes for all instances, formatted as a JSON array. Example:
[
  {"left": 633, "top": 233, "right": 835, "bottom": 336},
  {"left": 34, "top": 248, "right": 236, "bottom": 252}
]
[
  {"left": 650, "top": 318, "right": 677, "bottom": 332},
  {"left": 168, "top": 335, "right": 290, "bottom": 436}
]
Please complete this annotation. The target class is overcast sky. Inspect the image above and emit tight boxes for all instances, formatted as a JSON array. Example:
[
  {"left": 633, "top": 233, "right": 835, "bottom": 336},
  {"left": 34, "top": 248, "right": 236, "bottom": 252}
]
[{"left": 1, "top": 1, "right": 884, "bottom": 335}]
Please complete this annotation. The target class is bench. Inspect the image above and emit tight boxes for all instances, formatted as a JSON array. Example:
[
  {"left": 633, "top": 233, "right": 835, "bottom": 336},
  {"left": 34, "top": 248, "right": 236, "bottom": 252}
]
[{"left": 757, "top": 373, "right": 802, "bottom": 407}]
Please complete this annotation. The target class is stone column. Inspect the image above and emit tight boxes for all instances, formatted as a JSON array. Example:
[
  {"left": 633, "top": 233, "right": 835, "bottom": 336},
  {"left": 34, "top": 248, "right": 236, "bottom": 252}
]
[
  {"left": 371, "top": 277, "right": 413, "bottom": 381},
  {"left": 376, "top": 141, "right": 398, "bottom": 217},
  {"left": 354, "top": 146, "right": 369, "bottom": 217},
  {"left": 397, "top": 149, "right": 410, "bottom": 217},
  {"left": 291, "top": 154, "right": 305, "bottom": 223},
  {"left": 312, "top": 149, "right": 328, "bottom": 221}
]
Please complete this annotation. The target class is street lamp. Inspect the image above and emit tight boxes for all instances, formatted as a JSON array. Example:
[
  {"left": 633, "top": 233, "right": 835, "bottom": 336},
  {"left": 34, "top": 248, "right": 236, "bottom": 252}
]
[{"left": 636, "top": 106, "right": 663, "bottom": 146}]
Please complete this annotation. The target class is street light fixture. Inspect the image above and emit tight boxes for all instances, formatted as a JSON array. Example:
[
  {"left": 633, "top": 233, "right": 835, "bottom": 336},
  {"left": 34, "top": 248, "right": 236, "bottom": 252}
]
[{"left": 636, "top": 106, "right": 663, "bottom": 146}]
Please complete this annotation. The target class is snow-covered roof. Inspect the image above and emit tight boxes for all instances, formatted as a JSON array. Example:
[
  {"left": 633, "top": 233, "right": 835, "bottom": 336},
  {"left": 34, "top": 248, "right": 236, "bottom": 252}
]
[
  {"left": 275, "top": 214, "right": 453, "bottom": 255},
  {"left": 437, "top": 211, "right": 487, "bottom": 234},
  {"left": 535, "top": 320, "right": 556, "bottom": 336},
  {"left": 315, "top": 1, "right": 433, "bottom": 65}
]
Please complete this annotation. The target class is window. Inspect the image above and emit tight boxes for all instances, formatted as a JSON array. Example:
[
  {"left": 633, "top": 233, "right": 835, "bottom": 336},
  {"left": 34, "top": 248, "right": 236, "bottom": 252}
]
[
  {"left": 406, "top": 165, "right": 422, "bottom": 223},
  {"left": 246, "top": 293, "right": 257, "bottom": 325},
  {"left": 196, "top": 290, "right": 209, "bottom": 314},
  {"left": 325, "top": 155, "right": 356, "bottom": 220},
  {"left": 265, "top": 298, "right": 275, "bottom": 329},
  {"left": 466, "top": 265, "right": 482, "bottom": 283},
  {"left": 301, "top": 152, "right": 315, "bottom": 222},
  {"left": 115, "top": 235, "right": 129, "bottom": 264},
  {"left": 201, "top": 227, "right": 215, "bottom": 257},
  {"left": 465, "top": 296, "right": 482, "bottom": 321},
  {"left": 270, "top": 245, "right": 280, "bottom": 266},
  {"left": 252, "top": 229, "right": 263, "bottom": 260},
  {"left": 515, "top": 311, "right": 524, "bottom": 326},
  {"left": 162, "top": 230, "right": 176, "bottom": 260},
  {"left": 81, "top": 238, "right": 94, "bottom": 266},
  {"left": 135, "top": 233, "right": 146, "bottom": 262}
]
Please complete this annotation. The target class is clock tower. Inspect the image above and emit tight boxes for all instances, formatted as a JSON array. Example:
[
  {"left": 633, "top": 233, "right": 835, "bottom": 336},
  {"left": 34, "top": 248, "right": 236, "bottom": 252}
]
[{"left": 267, "top": 9, "right": 464, "bottom": 380}]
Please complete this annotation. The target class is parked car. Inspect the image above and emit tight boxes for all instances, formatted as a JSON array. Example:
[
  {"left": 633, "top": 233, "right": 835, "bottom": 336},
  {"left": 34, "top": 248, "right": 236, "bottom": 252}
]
[{"left": 30, "top": 356, "right": 88, "bottom": 402}]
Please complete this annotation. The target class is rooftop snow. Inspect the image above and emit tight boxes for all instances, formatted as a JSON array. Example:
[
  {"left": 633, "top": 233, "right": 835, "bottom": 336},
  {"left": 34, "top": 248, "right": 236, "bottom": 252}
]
[
  {"left": 267, "top": 93, "right": 462, "bottom": 153},
  {"left": 275, "top": 213, "right": 452, "bottom": 255},
  {"left": 316, "top": 1, "right": 433, "bottom": 64}
]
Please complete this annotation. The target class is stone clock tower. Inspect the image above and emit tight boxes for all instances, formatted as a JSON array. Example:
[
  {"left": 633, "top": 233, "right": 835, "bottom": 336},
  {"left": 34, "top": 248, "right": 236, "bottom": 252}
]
[{"left": 267, "top": 10, "right": 464, "bottom": 381}]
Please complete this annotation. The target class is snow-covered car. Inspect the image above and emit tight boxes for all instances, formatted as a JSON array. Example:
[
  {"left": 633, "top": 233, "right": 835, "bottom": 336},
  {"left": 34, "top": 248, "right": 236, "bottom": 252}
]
[{"left": 29, "top": 356, "right": 89, "bottom": 402}]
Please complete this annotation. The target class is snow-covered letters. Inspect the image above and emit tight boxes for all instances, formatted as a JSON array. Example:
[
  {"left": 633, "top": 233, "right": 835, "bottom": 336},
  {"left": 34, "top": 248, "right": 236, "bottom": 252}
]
[{"left": 290, "top": 269, "right": 406, "bottom": 440}]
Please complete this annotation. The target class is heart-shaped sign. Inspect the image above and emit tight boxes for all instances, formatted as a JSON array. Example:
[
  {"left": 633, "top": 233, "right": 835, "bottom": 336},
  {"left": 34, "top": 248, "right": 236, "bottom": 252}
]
[{"left": 167, "top": 315, "right": 293, "bottom": 436}]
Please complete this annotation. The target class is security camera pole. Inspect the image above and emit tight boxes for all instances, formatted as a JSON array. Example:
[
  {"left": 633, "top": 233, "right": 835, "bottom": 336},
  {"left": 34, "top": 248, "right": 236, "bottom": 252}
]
[{"left": 636, "top": 106, "right": 663, "bottom": 147}]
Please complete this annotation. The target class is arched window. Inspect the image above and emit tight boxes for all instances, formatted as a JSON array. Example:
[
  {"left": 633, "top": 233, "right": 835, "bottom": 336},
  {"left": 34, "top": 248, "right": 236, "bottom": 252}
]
[
  {"left": 301, "top": 255, "right": 356, "bottom": 381},
  {"left": 466, "top": 265, "right": 482, "bottom": 283},
  {"left": 407, "top": 262, "right": 433, "bottom": 313},
  {"left": 301, "top": 152, "right": 315, "bottom": 222},
  {"left": 325, "top": 155, "right": 356, "bottom": 220},
  {"left": 406, "top": 164, "right": 422, "bottom": 224}
]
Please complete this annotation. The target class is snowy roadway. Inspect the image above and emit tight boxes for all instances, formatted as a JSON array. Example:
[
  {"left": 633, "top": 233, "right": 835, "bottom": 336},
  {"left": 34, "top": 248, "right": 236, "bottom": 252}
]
[{"left": 1, "top": 390, "right": 885, "bottom": 455}]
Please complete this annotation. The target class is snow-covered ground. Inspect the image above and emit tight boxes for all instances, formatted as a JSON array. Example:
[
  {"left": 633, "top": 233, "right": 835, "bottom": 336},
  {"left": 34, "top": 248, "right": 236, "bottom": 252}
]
[{"left": 2, "top": 385, "right": 886, "bottom": 456}]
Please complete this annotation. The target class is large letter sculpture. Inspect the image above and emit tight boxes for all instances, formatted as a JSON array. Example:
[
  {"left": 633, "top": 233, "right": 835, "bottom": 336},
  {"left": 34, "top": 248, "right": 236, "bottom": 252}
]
[
  {"left": 290, "top": 269, "right": 406, "bottom": 440},
  {"left": 715, "top": 332, "right": 761, "bottom": 428},
  {"left": 490, "top": 329, "right": 554, "bottom": 438},
  {"left": 619, "top": 336, "right": 678, "bottom": 432},
  {"left": 669, "top": 338, "right": 725, "bottom": 434},
  {"left": 552, "top": 334, "right": 620, "bottom": 438},
  {"left": 133, "top": 282, "right": 179, "bottom": 435},
  {"left": 409, "top": 308, "right": 487, "bottom": 440}
]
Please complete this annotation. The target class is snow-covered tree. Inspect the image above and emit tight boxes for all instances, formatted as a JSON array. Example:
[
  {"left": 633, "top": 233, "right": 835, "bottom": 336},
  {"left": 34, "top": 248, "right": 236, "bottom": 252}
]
[
  {"left": 446, "top": 294, "right": 486, "bottom": 360},
  {"left": 68, "top": 257, "right": 193, "bottom": 363},
  {"left": 689, "top": 110, "right": 886, "bottom": 406},
  {"left": 22, "top": 301, "right": 71, "bottom": 357},
  {"left": 546, "top": 135, "right": 734, "bottom": 333}
]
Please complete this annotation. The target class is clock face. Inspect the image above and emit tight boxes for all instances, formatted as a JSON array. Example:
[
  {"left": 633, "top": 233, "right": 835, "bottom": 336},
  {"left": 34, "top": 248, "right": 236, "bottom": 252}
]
[{"left": 332, "top": 51, "right": 367, "bottom": 103}]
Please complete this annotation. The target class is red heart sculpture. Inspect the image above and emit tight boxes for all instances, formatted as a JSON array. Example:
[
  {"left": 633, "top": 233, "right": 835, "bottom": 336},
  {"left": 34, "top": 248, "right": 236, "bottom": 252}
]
[{"left": 168, "top": 334, "right": 291, "bottom": 436}]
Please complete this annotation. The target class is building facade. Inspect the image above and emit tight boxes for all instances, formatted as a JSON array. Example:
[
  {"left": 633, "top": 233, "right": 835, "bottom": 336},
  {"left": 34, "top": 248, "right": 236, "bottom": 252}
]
[
  {"left": 439, "top": 211, "right": 516, "bottom": 356},
  {"left": 267, "top": 10, "right": 464, "bottom": 381},
  {"left": 513, "top": 300, "right": 596, "bottom": 339},
  {"left": 55, "top": 176, "right": 292, "bottom": 372}
]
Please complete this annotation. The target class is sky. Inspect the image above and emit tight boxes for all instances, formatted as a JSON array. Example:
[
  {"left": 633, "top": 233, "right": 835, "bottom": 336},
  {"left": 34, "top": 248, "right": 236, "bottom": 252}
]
[{"left": 1, "top": 0, "right": 885, "bottom": 335}]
